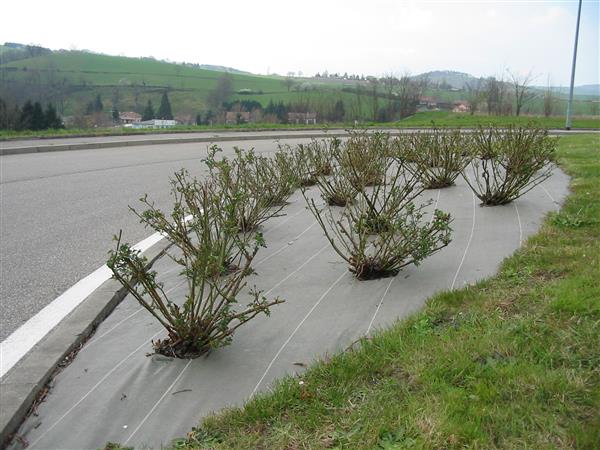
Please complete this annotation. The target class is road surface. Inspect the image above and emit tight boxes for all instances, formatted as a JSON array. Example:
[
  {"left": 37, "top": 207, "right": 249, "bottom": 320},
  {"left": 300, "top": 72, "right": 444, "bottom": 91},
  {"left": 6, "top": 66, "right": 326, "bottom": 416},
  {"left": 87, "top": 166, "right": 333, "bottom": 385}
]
[{"left": 0, "top": 136, "right": 310, "bottom": 341}]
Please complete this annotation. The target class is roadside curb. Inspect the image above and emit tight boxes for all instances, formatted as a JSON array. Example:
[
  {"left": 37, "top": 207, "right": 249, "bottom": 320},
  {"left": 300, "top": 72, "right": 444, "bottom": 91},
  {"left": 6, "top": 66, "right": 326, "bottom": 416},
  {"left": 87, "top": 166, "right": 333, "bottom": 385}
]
[
  {"left": 1, "top": 129, "right": 597, "bottom": 156},
  {"left": 0, "top": 132, "right": 352, "bottom": 156},
  {"left": 0, "top": 239, "right": 171, "bottom": 447}
]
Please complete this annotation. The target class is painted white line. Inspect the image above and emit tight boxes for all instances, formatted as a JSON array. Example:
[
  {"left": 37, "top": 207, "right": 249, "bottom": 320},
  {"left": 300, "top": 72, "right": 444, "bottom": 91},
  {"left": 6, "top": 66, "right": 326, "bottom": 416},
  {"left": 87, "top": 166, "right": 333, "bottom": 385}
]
[
  {"left": 364, "top": 188, "right": 442, "bottom": 335},
  {"left": 0, "top": 233, "right": 164, "bottom": 379},
  {"left": 29, "top": 331, "right": 162, "bottom": 448},
  {"left": 450, "top": 192, "right": 476, "bottom": 290},
  {"left": 514, "top": 202, "right": 523, "bottom": 247},
  {"left": 124, "top": 359, "right": 193, "bottom": 444},
  {"left": 256, "top": 220, "right": 317, "bottom": 266},
  {"left": 0, "top": 214, "right": 195, "bottom": 379},
  {"left": 250, "top": 271, "right": 347, "bottom": 397}
]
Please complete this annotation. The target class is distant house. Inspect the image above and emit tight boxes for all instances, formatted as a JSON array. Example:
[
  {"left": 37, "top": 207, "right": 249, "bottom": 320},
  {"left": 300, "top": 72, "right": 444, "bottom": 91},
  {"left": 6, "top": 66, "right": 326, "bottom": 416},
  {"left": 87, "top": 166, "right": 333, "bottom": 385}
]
[
  {"left": 418, "top": 96, "right": 438, "bottom": 109},
  {"left": 132, "top": 119, "right": 177, "bottom": 129},
  {"left": 452, "top": 101, "right": 470, "bottom": 113},
  {"left": 288, "top": 112, "right": 317, "bottom": 125},
  {"left": 119, "top": 111, "right": 142, "bottom": 124},
  {"left": 225, "top": 111, "right": 250, "bottom": 125}
]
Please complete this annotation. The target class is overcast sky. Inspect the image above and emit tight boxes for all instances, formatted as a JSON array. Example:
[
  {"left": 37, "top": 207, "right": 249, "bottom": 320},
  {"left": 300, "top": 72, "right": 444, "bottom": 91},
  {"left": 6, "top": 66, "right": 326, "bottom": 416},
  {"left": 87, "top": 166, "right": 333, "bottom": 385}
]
[{"left": 2, "top": 0, "right": 598, "bottom": 85}]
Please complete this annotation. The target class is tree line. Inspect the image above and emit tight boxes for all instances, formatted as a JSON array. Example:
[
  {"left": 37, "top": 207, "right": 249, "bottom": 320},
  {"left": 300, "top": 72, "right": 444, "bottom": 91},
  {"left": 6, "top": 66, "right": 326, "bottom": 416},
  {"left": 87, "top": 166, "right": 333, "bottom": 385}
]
[{"left": 0, "top": 98, "right": 63, "bottom": 130}]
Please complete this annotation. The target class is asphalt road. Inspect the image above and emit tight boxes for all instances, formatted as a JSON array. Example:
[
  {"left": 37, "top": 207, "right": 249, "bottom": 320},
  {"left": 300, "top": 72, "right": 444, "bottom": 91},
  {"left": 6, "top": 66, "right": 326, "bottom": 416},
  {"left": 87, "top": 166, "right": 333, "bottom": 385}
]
[{"left": 0, "top": 137, "right": 311, "bottom": 341}]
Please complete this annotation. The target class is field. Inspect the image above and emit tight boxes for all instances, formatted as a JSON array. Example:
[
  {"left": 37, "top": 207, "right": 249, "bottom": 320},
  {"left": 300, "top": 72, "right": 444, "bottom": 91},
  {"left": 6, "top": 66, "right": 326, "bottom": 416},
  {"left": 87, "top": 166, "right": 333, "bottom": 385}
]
[
  {"left": 166, "top": 134, "right": 600, "bottom": 449},
  {"left": 1, "top": 50, "right": 598, "bottom": 120}
]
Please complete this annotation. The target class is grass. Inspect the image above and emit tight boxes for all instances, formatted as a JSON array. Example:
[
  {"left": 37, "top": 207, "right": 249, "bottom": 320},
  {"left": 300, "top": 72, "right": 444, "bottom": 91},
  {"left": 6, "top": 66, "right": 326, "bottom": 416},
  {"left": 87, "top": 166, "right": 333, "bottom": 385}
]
[
  {"left": 2, "top": 50, "right": 598, "bottom": 119},
  {"left": 397, "top": 111, "right": 600, "bottom": 129},
  {"left": 1, "top": 112, "right": 598, "bottom": 140},
  {"left": 166, "top": 134, "right": 600, "bottom": 449}
]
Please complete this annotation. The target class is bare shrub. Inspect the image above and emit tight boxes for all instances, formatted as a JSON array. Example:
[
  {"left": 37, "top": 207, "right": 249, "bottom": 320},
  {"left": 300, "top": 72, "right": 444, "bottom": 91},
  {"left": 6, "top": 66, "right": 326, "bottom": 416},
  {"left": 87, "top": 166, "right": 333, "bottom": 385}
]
[
  {"left": 314, "top": 167, "right": 358, "bottom": 206},
  {"left": 304, "top": 150, "right": 452, "bottom": 279},
  {"left": 107, "top": 171, "right": 283, "bottom": 358},
  {"left": 398, "top": 129, "right": 470, "bottom": 189},
  {"left": 463, "top": 126, "right": 556, "bottom": 205},
  {"left": 339, "top": 131, "right": 389, "bottom": 189}
]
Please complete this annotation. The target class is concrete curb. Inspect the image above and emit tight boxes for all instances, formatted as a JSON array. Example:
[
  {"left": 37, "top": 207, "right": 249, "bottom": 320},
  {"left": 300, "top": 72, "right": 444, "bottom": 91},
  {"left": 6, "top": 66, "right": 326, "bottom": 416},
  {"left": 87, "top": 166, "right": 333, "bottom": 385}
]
[
  {"left": 0, "top": 132, "right": 352, "bottom": 156},
  {"left": 2, "top": 129, "right": 596, "bottom": 156},
  {"left": 0, "top": 240, "right": 172, "bottom": 447}
]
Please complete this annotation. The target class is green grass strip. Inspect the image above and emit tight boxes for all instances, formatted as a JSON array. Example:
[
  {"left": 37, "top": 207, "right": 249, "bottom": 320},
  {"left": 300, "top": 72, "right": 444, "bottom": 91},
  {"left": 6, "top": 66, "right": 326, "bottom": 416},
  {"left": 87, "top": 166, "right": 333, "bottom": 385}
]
[
  {"left": 161, "top": 134, "right": 599, "bottom": 450},
  {"left": 3, "top": 113, "right": 599, "bottom": 140}
]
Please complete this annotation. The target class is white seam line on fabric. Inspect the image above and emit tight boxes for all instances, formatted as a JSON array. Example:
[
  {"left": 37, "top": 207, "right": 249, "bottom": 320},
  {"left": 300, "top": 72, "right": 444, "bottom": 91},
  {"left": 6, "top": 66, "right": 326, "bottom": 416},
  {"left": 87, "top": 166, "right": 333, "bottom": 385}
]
[
  {"left": 250, "top": 271, "right": 346, "bottom": 397},
  {"left": 29, "top": 331, "right": 162, "bottom": 448},
  {"left": 365, "top": 188, "right": 441, "bottom": 335},
  {"left": 124, "top": 359, "right": 193, "bottom": 444},
  {"left": 451, "top": 191, "right": 476, "bottom": 290}
]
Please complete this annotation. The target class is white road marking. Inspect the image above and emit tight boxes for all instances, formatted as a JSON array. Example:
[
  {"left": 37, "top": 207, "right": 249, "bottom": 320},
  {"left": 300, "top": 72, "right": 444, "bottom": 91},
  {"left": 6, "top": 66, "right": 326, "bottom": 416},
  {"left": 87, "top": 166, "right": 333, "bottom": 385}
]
[
  {"left": 451, "top": 192, "right": 476, "bottom": 290},
  {"left": 250, "top": 271, "right": 347, "bottom": 397},
  {"left": 0, "top": 231, "right": 166, "bottom": 379},
  {"left": 29, "top": 331, "right": 162, "bottom": 448},
  {"left": 123, "top": 359, "right": 193, "bottom": 444}
]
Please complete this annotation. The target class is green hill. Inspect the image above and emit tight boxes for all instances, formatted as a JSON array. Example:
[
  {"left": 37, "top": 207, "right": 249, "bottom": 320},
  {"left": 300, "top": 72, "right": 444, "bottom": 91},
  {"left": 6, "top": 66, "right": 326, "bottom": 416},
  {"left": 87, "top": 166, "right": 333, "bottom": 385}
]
[
  {"left": 0, "top": 50, "right": 355, "bottom": 119},
  {"left": 1, "top": 48, "right": 598, "bottom": 123}
]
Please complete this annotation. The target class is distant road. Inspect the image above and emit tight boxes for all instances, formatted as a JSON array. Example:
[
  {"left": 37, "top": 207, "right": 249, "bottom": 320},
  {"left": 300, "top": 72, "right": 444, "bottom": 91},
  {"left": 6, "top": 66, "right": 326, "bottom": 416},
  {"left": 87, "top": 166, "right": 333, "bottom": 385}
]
[{"left": 0, "top": 136, "right": 312, "bottom": 341}]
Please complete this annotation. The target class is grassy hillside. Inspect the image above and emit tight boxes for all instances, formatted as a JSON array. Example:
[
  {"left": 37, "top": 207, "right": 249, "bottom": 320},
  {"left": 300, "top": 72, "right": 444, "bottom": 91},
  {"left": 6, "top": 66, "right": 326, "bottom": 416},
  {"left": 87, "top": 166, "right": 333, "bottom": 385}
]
[
  {"left": 1, "top": 50, "right": 597, "bottom": 121},
  {"left": 0, "top": 51, "right": 352, "bottom": 117}
]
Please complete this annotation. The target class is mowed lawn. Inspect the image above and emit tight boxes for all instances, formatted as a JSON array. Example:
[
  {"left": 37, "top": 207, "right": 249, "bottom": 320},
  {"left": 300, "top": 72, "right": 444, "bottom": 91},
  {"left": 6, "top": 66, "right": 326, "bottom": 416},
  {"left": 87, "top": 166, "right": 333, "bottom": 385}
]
[{"left": 159, "top": 134, "right": 599, "bottom": 449}]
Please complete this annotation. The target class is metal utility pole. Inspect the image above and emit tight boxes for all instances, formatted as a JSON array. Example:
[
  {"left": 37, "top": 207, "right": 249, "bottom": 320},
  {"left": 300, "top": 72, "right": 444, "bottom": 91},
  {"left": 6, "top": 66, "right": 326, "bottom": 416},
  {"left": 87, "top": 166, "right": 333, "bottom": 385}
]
[{"left": 565, "top": 0, "right": 583, "bottom": 130}]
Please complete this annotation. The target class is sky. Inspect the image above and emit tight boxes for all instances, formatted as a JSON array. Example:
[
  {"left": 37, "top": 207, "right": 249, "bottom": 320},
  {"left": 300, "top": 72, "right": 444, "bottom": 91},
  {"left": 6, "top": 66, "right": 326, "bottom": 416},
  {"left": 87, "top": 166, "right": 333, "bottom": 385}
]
[{"left": 2, "top": 0, "right": 599, "bottom": 85}]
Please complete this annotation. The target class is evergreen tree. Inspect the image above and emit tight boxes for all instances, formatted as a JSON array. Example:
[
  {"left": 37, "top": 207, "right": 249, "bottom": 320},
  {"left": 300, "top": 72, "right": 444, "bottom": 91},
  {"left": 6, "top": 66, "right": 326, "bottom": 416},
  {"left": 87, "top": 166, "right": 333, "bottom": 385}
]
[
  {"left": 93, "top": 94, "right": 103, "bottom": 112},
  {"left": 31, "top": 102, "right": 45, "bottom": 130},
  {"left": 332, "top": 100, "right": 345, "bottom": 122},
  {"left": 156, "top": 92, "right": 173, "bottom": 119},
  {"left": 19, "top": 100, "right": 34, "bottom": 130},
  {"left": 112, "top": 108, "right": 120, "bottom": 123},
  {"left": 44, "top": 104, "right": 63, "bottom": 129},
  {"left": 142, "top": 100, "right": 155, "bottom": 121}
]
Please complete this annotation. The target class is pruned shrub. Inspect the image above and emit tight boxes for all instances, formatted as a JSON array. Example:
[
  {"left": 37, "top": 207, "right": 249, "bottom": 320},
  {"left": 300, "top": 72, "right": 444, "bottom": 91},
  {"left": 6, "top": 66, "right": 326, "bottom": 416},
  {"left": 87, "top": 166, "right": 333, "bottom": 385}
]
[
  {"left": 107, "top": 171, "right": 283, "bottom": 358},
  {"left": 463, "top": 125, "right": 556, "bottom": 205},
  {"left": 304, "top": 147, "right": 452, "bottom": 279},
  {"left": 252, "top": 150, "right": 297, "bottom": 207},
  {"left": 339, "top": 131, "right": 389, "bottom": 189},
  {"left": 204, "top": 146, "right": 283, "bottom": 231},
  {"left": 314, "top": 167, "right": 358, "bottom": 206},
  {"left": 398, "top": 129, "right": 470, "bottom": 189}
]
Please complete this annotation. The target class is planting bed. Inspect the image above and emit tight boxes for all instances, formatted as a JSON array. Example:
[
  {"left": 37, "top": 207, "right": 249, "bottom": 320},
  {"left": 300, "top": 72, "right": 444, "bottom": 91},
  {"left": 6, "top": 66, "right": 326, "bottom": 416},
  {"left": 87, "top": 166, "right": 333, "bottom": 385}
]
[{"left": 14, "top": 167, "right": 569, "bottom": 449}]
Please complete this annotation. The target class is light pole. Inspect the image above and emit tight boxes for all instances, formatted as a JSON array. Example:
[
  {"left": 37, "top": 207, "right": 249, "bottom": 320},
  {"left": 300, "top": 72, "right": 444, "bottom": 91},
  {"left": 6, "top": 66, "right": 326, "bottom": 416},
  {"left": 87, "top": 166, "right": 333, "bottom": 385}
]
[{"left": 565, "top": 0, "right": 583, "bottom": 130}]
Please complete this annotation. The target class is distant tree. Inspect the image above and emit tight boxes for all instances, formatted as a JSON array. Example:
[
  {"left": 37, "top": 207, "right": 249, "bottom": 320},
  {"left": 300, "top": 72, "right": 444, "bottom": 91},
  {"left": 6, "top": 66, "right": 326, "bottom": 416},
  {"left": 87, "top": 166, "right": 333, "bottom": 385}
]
[
  {"left": 485, "top": 76, "right": 510, "bottom": 116},
  {"left": 465, "top": 78, "right": 485, "bottom": 115},
  {"left": 283, "top": 76, "right": 295, "bottom": 92},
  {"left": 18, "top": 101, "right": 34, "bottom": 130},
  {"left": 195, "top": 112, "right": 203, "bottom": 125},
  {"left": 112, "top": 108, "right": 120, "bottom": 123},
  {"left": 507, "top": 69, "right": 536, "bottom": 116},
  {"left": 207, "top": 73, "right": 234, "bottom": 109},
  {"left": 44, "top": 103, "right": 63, "bottom": 128},
  {"left": 93, "top": 94, "right": 103, "bottom": 112},
  {"left": 31, "top": 102, "right": 45, "bottom": 130},
  {"left": 142, "top": 100, "right": 155, "bottom": 121},
  {"left": 156, "top": 91, "right": 173, "bottom": 119},
  {"left": 332, "top": 99, "right": 345, "bottom": 122},
  {"left": 543, "top": 79, "right": 555, "bottom": 118}
]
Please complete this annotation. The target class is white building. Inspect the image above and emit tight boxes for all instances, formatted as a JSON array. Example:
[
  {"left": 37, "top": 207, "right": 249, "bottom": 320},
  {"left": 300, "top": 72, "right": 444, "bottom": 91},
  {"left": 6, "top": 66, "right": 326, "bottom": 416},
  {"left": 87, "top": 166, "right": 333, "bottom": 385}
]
[{"left": 132, "top": 119, "right": 178, "bottom": 129}]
